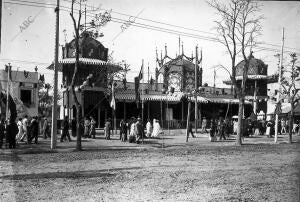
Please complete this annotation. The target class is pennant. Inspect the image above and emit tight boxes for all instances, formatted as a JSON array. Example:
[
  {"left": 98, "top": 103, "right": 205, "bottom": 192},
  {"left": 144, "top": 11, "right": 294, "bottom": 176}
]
[
  {"left": 138, "top": 63, "right": 143, "bottom": 81},
  {"left": 110, "top": 82, "right": 116, "bottom": 111}
]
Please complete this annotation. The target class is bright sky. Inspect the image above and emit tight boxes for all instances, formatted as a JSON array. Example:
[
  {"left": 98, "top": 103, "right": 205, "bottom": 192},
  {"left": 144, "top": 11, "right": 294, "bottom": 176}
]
[{"left": 1, "top": 0, "right": 299, "bottom": 88}]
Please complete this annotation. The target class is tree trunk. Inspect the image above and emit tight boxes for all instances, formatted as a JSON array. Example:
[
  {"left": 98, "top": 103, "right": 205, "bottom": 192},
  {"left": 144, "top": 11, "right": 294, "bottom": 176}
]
[
  {"left": 288, "top": 104, "right": 294, "bottom": 144},
  {"left": 71, "top": 86, "right": 82, "bottom": 151},
  {"left": 236, "top": 97, "right": 244, "bottom": 146},
  {"left": 76, "top": 105, "right": 83, "bottom": 150},
  {"left": 186, "top": 101, "right": 191, "bottom": 142}
]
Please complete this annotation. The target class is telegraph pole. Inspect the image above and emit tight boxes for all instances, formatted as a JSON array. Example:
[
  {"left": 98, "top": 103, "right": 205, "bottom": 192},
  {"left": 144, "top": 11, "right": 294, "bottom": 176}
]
[
  {"left": 194, "top": 45, "right": 198, "bottom": 134},
  {"left": 275, "top": 27, "right": 284, "bottom": 143},
  {"left": 5, "top": 63, "right": 11, "bottom": 121},
  {"left": 51, "top": 0, "right": 60, "bottom": 149},
  {"left": 0, "top": 0, "right": 2, "bottom": 54}
]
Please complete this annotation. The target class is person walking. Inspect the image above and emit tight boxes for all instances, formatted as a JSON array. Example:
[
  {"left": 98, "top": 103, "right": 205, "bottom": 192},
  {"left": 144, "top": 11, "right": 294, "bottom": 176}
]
[
  {"left": 187, "top": 122, "right": 195, "bottom": 138},
  {"left": 281, "top": 118, "right": 287, "bottom": 135},
  {"left": 104, "top": 119, "right": 111, "bottom": 140},
  {"left": 16, "top": 118, "right": 23, "bottom": 143},
  {"left": 89, "top": 116, "right": 96, "bottom": 139},
  {"left": 7, "top": 119, "right": 18, "bottom": 149},
  {"left": 209, "top": 119, "right": 217, "bottom": 142},
  {"left": 0, "top": 119, "right": 5, "bottom": 149},
  {"left": 60, "top": 116, "right": 71, "bottom": 142},
  {"left": 84, "top": 117, "right": 91, "bottom": 138},
  {"left": 29, "top": 116, "right": 39, "bottom": 144},
  {"left": 136, "top": 118, "right": 143, "bottom": 144},
  {"left": 120, "top": 119, "right": 127, "bottom": 141},
  {"left": 218, "top": 119, "right": 226, "bottom": 140},
  {"left": 20, "top": 115, "right": 28, "bottom": 143},
  {"left": 145, "top": 119, "right": 152, "bottom": 138},
  {"left": 43, "top": 117, "right": 51, "bottom": 139},
  {"left": 128, "top": 119, "right": 137, "bottom": 143},
  {"left": 201, "top": 117, "right": 208, "bottom": 133}
]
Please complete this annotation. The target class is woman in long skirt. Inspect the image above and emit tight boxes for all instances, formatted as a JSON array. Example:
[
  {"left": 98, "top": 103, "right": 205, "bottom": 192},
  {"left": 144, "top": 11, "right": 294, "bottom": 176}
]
[{"left": 89, "top": 116, "right": 96, "bottom": 139}]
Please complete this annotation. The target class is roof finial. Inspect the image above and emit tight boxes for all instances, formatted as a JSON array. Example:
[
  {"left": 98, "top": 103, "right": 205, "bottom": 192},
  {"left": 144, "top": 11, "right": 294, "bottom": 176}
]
[
  {"left": 156, "top": 47, "right": 158, "bottom": 61},
  {"left": 191, "top": 51, "right": 193, "bottom": 59},
  {"left": 181, "top": 42, "right": 184, "bottom": 55},
  {"left": 178, "top": 35, "right": 181, "bottom": 55},
  {"left": 164, "top": 43, "right": 167, "bottom": 57},
  {"left": 160, "top": 50, "right": 163, "bottom": 61}
]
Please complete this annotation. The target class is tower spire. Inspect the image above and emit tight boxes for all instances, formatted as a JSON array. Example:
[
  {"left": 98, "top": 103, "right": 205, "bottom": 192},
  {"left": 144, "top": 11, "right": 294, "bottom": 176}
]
[
  {"left": 164, "top": 43, "right": 167, "bottom": 57},
  {"left": 178, "top": 36, "right": 181, "bottom": 55}
]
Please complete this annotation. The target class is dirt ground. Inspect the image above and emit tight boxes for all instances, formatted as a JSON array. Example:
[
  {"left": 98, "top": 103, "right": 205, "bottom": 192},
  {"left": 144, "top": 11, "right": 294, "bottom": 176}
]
[{"left": 0, "top": 132, "right": 299, "bottom": 202}]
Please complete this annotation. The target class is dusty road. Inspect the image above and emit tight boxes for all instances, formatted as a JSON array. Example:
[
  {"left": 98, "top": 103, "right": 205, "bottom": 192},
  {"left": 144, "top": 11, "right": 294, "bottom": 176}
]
[{"left": 0, "top": 134, "right": 299, "bottom": 201}]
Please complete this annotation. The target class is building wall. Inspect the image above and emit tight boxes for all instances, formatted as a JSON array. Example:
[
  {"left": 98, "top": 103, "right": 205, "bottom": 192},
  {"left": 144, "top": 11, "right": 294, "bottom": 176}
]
[{"left": 0, "top": 70, "right": 39, "bottom": 118}]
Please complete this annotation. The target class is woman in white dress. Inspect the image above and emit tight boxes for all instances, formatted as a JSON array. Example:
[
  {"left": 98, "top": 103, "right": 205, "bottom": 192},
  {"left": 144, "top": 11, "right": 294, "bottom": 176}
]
[
  {"left": 128, "top": 120, "right": 137, "bottom": 143},
  {"left": 16, "top": 118, "right": 23, "bottom": 142},
  {"left": 146, "top": 119, "right": 152, "bottom": 138},
  {"left": 151, "top": 119, "right": 163, "bottom": 138}
]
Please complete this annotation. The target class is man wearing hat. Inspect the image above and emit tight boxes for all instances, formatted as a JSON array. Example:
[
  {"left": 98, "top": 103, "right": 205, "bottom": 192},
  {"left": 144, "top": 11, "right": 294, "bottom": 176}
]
[{"left": 135, "top": 118, "right": 143, "bottom": 144}]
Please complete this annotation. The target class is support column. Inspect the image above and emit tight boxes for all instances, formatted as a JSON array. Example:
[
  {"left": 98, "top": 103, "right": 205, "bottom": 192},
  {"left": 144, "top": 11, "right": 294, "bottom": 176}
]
[
  {"left": 98, "top": 105, "right": 101, "bottom": 128},
  {"left": 181, "top": 101, "right": 184, "bottom": 122},
  {"left": 254, "top": 80, "right": 257, "bottom": 114},
  {"left": 123, "top": 101, "right": 126, "bottom": 120},
  {"left": 81, "top": 90, "right": 85, "bottom": 118}
]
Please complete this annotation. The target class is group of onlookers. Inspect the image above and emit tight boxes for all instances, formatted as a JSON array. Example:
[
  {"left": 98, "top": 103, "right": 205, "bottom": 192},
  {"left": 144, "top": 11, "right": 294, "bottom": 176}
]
[
  {"left": 103, "top": 117, "right": 164, "bottom": 144},
  {"left": 0, "top": 115, "right": 51, "bottom": 149},
  {"left": 201, "top": 116, "right": 300, "bottom": 141}
]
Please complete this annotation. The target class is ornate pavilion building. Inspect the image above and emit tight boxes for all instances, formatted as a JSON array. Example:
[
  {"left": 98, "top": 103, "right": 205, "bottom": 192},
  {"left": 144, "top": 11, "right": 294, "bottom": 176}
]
[
  {"left": 57, "top": 35, "right": 276, "bottom": 129},
  {"left": 51, "top": 32, "right": 121, "bottom": 127},
  {"left": 223, "top": 56, "right": 278, "bottom": 118}
]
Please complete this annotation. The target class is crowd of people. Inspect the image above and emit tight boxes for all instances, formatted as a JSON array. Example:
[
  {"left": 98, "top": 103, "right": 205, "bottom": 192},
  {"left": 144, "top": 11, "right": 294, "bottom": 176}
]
[
  {"left": 104, "top": 117, "right": 164, "bottom": 144},
  {"left": 0, "top": 115, "right": 51, "bottom": 149},
  {"left": 205, "top": 116, "right": 300, "bottom": 142},
  {"left": 1, "top": 113, "right": 300, "bottom": 149}
]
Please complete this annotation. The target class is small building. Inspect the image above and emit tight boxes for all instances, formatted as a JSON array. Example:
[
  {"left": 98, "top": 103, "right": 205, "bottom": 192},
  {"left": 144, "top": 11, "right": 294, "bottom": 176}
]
[
  {"left": 223, "top": 56, "right": 278, "bottom": 116},
  {"left": 0, "top": 69, "right": 39, "bottom": 119},
  {"left": 52, "top": 31, "right": 121, "bottom": 127}
]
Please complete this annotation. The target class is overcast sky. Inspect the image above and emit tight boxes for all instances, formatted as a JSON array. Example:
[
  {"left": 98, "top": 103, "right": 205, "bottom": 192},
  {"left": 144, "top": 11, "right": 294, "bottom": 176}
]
[{"left": 1, "top": 0, "right": 299, "bottom": 87}]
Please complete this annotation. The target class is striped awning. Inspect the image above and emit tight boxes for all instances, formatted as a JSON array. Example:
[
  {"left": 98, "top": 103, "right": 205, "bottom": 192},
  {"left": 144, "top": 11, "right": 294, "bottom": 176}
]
[
  {"left": 205, "top": 97, "right": 251, "bottom": 104},
  {"left": 59, "top": 58, "right": 107, "bottom": 65},
  {"left": 47, "top": 58, "right": 121, "bottom": 72},
  {"left": 190, "top": 96, "right": 209, "bottom": 103},
  {"left": 115, "top": 93, "right": 183, "bottom": 102}
]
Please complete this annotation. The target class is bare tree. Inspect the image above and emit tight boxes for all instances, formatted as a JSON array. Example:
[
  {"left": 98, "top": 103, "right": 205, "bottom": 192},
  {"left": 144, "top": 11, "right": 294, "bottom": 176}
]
[
  {"left": 69, "top": 0, "right": 111, "bottom": 150},
  {"left": 279, "top": 53, "right": 300, "bottom": 143},
  {"left": 208, "top": 0, "right": 263, "bottom": 145}
]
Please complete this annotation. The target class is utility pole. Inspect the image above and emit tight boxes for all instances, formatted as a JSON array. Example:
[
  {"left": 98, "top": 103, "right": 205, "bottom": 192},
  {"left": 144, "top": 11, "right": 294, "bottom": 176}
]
[
  {"left": 0, "top": 0, "right": 2, "bottom": 54},
  {"left": 195, "top": 45, "right": 198, "bottom": 134},
  {"left": 141, "top": 59, "right": 144, "bottom": 144},
  {"left": 51, "top": 0, "right": 60, "bottom": 150},
  {"left": 5, "top": 63, "right": 11, "bottom": 121},
  {"left": 186, "top": 97, "right": 191, "bottom": 142},
  {"left": 275, "top": 27, "right": 284, "bottom": 143}
]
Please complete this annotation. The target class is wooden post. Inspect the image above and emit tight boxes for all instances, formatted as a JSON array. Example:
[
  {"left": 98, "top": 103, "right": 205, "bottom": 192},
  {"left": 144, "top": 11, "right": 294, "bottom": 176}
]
[
  {"left": 254, "top": 80, "right": 257, "bottom": 114},
  {"left": 181, "top": 101, "right": 184, "bottom": 122},
  {"left": 194, "top": 45, "right": 198, "bottom": 134},
  {"left": 123, "top": 101, "right": 126, "bottom": 120},
  {"left": 186, "top": 100, "right": 191, "bottom": 142},
  {"left": 275, "top": 27, "right": 284, "bottom": 143},
  {"left": 98, "top": 105, "right": 101, "bottom": 128}
]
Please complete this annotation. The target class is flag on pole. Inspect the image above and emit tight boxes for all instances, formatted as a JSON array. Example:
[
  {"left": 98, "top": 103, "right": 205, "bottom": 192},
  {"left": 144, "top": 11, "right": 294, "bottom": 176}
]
[
  {"left": 110, "top": 82, "right": 116, "bottom": 111},
  {"left": 138, "top": 63, "right": 143, "bottom": 81},
  {"left": 135, "top": 62, "right": 144, "bottom": 108},
  {"left": 6, "top": 67, "right": 28, "bottom": 117}
]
